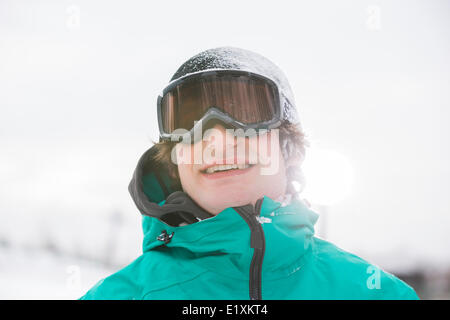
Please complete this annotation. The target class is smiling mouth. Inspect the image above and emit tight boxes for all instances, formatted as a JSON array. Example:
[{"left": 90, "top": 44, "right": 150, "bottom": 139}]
[{"left": 200, "top": 163, "right": 255, "bottom": 174}]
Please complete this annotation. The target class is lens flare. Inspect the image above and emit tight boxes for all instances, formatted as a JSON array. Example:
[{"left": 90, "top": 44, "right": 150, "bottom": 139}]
[{"left": 302, "top": 148, "right": 354, "bottom": 206}]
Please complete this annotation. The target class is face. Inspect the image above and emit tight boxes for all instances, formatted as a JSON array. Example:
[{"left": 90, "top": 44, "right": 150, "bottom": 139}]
[{"left": 175, "top": 124, "right": 287, "bottom": 214}]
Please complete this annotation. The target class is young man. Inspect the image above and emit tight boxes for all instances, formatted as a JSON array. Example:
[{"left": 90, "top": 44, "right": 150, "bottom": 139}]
[{"left": 81, "top": 47, "right": 418, "bottom": 300}]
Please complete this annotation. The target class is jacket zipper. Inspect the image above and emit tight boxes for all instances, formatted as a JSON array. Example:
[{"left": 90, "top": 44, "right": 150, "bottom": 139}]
[{"left": 234, "top": 197, "right": 265, "bottom": 300}]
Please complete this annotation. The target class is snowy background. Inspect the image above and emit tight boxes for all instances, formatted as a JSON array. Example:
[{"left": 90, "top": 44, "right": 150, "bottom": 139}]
[{"left": 1, "top": 0, "right": 449, "bottom": 299}]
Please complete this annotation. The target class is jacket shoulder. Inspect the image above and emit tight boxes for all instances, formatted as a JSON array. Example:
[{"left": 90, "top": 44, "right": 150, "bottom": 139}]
[
  {"left": 311, "top": 237, "right": 419, "bottom": 300},
  {"left": 79, "top": 248, "right": 207, "bottom": 300},
  {"left": 79, "top": 254, "right": 150, "bottom": 300}
]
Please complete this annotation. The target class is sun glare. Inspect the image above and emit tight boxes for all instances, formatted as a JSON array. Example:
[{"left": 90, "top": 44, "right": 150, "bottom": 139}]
[{"left": 302, "top": 148, "right": 354, "bottom": 206}]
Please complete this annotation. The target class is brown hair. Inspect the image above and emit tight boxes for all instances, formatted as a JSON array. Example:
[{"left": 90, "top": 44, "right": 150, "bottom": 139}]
[{"left": 152, "top": 121, "right": 308, "bottom": 194}]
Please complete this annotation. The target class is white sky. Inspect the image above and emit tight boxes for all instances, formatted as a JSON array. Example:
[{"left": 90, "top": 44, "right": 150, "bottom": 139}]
[{"left": 1, "top": 0, "right": 449, "bottom": 276}]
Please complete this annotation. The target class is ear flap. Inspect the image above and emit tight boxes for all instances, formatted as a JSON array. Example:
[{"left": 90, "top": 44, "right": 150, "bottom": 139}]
[
  {"left": 141, "top": 146, "right": 182, "bottom": 203},
  {"left": 129, "top": 145, "right": 182, "bottom": 207}
]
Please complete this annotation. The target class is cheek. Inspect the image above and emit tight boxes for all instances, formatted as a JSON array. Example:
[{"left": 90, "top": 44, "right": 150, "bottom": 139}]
[
  {"left": 177, "top": 164, "right": 191, "bottom": 192},
  {"left": 177, "top": 163, "right": 194, "bottom": 183}
]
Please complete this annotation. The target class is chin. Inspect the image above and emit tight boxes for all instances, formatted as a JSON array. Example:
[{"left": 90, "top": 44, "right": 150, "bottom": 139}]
[{"left": 205, "top": 192, "right": 257, "bottom": 213}]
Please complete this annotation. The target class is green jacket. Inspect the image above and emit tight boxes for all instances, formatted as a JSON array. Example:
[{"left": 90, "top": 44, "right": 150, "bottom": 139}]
[{"left": 80, "top": 146, "right": 419, "bottom": 300}]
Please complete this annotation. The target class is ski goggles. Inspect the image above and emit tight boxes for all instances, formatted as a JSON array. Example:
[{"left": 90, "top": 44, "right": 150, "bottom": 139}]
[{"left": 157, "top": 70, "right": 283, "bottom": 143}]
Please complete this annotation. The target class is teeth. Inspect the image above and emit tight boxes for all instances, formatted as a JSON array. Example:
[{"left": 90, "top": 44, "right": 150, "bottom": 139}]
[{"left": 205, "top": 164, "right": 250, "bottom": 173}]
